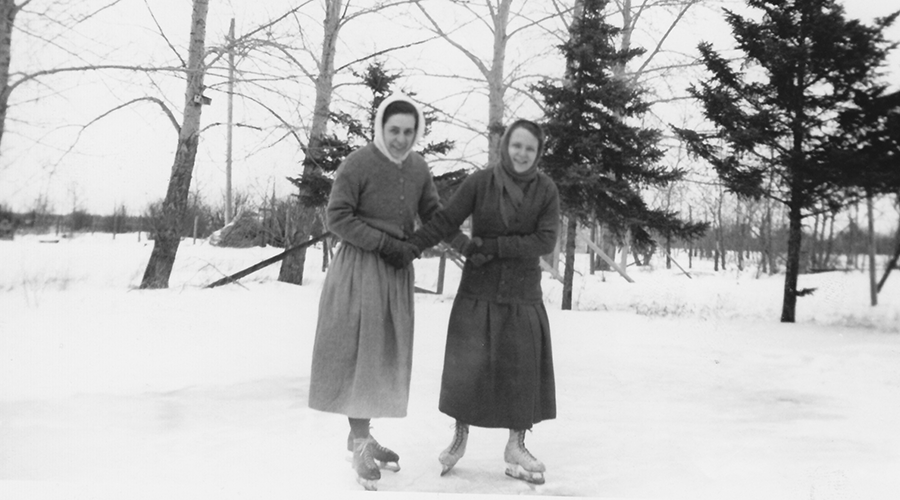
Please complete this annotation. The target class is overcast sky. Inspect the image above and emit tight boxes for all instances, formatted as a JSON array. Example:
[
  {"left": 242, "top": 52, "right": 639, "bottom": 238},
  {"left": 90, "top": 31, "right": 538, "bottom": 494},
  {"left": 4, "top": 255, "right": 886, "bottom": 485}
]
[{"left": 0, "top": 0, "right": 897, "bottom": 230}]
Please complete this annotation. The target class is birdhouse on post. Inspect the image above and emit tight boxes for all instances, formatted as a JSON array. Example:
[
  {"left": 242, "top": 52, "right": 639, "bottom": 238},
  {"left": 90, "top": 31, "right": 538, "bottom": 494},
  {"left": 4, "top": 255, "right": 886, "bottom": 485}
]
[{"left": 193, "top": 93, "right": 212, "bottom": 105}]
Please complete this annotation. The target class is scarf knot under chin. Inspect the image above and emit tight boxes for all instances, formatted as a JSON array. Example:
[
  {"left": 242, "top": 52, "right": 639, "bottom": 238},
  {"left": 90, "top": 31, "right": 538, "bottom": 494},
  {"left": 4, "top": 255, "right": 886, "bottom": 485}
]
[{"left": 492, "top": 154, "right": 538, "bottom": 228}]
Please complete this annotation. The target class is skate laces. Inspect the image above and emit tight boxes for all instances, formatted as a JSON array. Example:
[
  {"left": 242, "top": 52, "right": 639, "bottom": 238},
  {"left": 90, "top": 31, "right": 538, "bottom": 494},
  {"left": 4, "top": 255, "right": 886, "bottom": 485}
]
[
  {"left": 353, "top": 438, "right": 381, "bottom": 481},
  {"left": 352, "top": 426, "right": 399, "bottom": 462},
  {"left": 515, "top": 430, "right": 538, "bottom": 462},
  {"left": 449, "top": 423, "right": 468, "bottom": 453},
  {"left": 370, "top": 439, "right": 399, "bottom": 461},
  {"left": 355, "top": 438, "right": 377, "bottom": 466}
]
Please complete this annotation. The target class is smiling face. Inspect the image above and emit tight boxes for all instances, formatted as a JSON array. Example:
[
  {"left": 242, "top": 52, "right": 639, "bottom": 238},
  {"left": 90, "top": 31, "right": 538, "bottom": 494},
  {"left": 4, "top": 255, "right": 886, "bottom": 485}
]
[
  {"left": 507, "top": 126, "right": 540, "bottom": 173},
  {"left": 383, "top": 113, "right": 417, "bottom": 160}
]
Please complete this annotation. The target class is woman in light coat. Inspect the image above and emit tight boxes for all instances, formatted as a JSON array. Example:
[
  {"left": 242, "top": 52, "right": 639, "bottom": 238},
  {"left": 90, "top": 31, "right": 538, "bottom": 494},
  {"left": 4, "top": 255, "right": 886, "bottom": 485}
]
[{"left": 308, "top": 93, "right": 439, "bottom": 490}]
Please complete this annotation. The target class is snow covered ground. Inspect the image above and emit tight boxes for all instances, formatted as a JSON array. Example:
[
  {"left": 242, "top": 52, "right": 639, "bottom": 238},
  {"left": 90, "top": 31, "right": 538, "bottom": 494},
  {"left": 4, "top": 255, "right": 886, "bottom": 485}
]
[{"left": 1, "top": 232, "right": 899, "bottom": 500}]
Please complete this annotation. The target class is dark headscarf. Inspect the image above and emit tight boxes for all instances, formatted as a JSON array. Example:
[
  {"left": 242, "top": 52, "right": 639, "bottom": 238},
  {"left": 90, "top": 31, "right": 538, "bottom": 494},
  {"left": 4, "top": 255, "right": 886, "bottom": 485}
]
[{"left": 492, "top": 119, "right": 545, "bottom": 227}]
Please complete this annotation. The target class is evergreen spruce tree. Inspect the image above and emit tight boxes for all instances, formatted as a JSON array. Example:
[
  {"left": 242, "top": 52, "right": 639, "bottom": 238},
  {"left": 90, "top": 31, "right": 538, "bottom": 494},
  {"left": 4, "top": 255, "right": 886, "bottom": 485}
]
[
  {"left": 834, "top": 88, "right": 900, "bottom": 292},
  {"left": 833, "top": 88, "right": 900, "bottom": 199},
  {"left": 675, "top": 0, "right": 897, "bottom": 322},
  {"left": 291, "top": 61, "right": 460, "bottom": 209},
  {"left": 534, "top": 0, "right": 705, "bottom": 310}
]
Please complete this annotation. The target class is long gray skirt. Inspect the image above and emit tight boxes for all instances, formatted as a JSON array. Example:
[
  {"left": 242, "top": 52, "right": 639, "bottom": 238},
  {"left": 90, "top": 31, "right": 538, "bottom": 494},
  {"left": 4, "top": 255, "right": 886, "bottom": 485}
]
[
  {"left": 438, "top": 296, "right": 556, "bottom": 429},
  {"left": 308, "top": 242, "right": 415, "bottom": 418}
]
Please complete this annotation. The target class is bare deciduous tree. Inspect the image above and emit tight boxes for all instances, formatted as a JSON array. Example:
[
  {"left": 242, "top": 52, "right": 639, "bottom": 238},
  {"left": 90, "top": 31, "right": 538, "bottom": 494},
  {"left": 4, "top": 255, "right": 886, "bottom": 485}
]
[
  {"left": 0, "top": 0, "right": 127, "bottom": 153},
  {"left": 276, "top": 0, "right": 429, "bottom": 285},
  {"left": 414, "top": 0, "right": 570, "bottom": 163},
  {"left": 140, "top": 0, "right": 210, "bottom": 289}
]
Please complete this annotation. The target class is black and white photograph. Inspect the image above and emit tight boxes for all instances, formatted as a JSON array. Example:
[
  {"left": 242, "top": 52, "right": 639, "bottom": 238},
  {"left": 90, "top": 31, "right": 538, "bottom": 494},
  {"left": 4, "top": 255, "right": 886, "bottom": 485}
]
[{"left": 2, "top": 1, "right": 899, "bottom": 499}]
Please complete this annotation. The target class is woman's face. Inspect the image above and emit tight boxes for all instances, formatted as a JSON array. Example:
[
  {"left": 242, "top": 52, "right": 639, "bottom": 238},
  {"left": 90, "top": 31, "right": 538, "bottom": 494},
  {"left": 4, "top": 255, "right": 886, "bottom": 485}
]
[
  {"left": 383, "top": 113, "right": 417, "bottom": 160},
  {"left": 507, "top": 126, "right": 539, "bottom": 173}
]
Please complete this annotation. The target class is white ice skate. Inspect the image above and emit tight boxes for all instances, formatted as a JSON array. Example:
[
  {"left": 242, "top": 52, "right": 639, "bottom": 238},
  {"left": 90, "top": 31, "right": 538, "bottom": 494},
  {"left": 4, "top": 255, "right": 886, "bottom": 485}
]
[
  {"left": 351, "top": 437, "right": 381, "bottom": 491},
  {"left": 347, "top": 432, "right": 401, "bottom": 472},
  {"left": 503, "top": 429, "right": 545, "bottom": 485},
  {"left": 438, "top": 421, "right": 469, "bottom": 475}
]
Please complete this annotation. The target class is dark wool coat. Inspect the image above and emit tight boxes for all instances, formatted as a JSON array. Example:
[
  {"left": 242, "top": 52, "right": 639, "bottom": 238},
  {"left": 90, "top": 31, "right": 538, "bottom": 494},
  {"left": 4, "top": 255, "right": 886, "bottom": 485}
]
[
  {"left": 413, "top": 167, "right": 560, "bottom": 428},
  {"left": 415, "top": 167, "right": 560, "bottom": 303},
  {"left": 308, "top": 143, "right": 441, "bottom": 418}
]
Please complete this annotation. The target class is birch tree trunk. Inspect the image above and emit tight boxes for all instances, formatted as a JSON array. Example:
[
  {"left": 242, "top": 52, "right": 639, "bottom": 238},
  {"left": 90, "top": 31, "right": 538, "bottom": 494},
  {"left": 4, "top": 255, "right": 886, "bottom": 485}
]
[
  {"left": 486, "top": 1, "right": 510, "bottom": 163},
  {"left": 278, "top": 0, "right": 343, "bottom": 285},
  {"left": 140, "top": 0, "right": 209, "bottom": 289},
  {"left": 0, "top": 0, "right": 25, "bottom": 150},
  {"left": 416, "top": 0, "right": 511, "bottom": 164}
]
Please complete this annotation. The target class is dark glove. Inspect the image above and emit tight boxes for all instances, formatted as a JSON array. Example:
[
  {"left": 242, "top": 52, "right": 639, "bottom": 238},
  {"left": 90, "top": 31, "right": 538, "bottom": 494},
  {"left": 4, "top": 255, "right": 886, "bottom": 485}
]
[
  {"left": 478, "top": 237, "right": 498, "bottom": 256},
  {"left": 468, "top": 253, "right": 494, "bottom": 267},
  {"left": 462, "top": 237, "right": 498, "bottom": 257},
  {"left": 461, "top": 236, "right": 483, "bottom": 258},
  {"left": 379, "top": 236, "right": 419, "bottom": 269},
  {"left": 462, "top": 236, "right": 496, "bottom": 268},
  {"left": 406, "top": 232, "right": 430, "bottom": 254}
]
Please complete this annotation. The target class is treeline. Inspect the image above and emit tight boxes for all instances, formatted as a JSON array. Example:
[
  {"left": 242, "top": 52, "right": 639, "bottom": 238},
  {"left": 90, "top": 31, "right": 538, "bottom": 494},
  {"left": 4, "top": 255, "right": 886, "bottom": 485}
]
[
  {"left": 683, "top": 220, "right": 898, "bottom": 273},
  {"left": 0, "top": 196, "right": 219, "bottom": 239},
  {"left": 0, "top": 194, "right": 310, "bottom": 248}
]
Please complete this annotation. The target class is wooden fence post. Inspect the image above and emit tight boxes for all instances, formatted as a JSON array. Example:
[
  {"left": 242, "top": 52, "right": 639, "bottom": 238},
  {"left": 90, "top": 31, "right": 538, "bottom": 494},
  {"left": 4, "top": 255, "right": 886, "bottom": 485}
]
[{"left": 437, "top": 251, "right": 447, "bottom": 294}]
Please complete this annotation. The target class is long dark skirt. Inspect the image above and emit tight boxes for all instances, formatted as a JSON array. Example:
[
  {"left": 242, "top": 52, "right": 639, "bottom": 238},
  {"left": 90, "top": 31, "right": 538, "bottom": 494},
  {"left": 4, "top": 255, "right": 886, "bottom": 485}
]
[{"left": 438, "top": 296, "right": 556, "bottom": 429}]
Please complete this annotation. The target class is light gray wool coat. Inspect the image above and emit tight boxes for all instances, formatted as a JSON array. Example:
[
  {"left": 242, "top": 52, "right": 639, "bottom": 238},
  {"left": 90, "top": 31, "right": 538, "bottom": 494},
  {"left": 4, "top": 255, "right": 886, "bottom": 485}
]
[{"left": 307, "top": 143, "right": 443, "bottom": 418}]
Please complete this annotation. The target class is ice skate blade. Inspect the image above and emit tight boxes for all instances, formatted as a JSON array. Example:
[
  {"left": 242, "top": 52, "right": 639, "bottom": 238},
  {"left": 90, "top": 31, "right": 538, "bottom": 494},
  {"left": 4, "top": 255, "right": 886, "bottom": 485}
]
[
  {"left": 356, "top": 476, "right": 378, "bottom": 491},
  {"left": 439, "top": 454, "right": 461, "bottom": 476},
  {"left": 505, "top": 463, "right": 545, "bottom": 485},
  {"left": 348, "top": 455, "right": 400, "bottom": 472},
  {"left": 378, "top": 460, "right": 401, "bottom": 472}
]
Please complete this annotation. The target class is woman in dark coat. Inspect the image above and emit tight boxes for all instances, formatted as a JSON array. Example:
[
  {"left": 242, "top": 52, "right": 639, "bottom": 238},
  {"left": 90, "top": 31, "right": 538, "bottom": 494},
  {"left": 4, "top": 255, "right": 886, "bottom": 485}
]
[
  {"left": 409, "top": 119, "right": 559, "bottom": 485},
  {"left": 307, "top": 93, "right": 435, "bottom": 491}
]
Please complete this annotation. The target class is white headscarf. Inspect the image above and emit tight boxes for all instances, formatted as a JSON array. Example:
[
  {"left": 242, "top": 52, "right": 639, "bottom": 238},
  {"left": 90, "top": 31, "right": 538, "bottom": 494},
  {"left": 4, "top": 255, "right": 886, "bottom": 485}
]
[{"left": 373, "top": 93, "right": 427, "bottom": 165}]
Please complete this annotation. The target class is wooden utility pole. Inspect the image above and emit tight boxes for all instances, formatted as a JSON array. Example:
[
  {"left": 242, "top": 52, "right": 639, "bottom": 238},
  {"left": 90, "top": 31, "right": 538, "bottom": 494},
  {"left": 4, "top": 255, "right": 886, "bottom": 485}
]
[{"left": 225, "top": 18, "right": 235, "bottom": 225}]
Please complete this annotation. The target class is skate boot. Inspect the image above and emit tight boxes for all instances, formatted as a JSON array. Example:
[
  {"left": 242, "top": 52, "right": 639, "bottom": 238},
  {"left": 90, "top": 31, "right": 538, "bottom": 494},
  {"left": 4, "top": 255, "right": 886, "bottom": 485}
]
[
  {"left": 438, "top": 421, "right": 469, "bottom": 475},
  {"left": 352, "top": 437, "right": 381, "bottom": 491},
  {"left": 347, "top": 432, "right": 401, "bottom": 472},
  {"left": 503, "top": 429, "right": 545, "bottom": 485}
]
